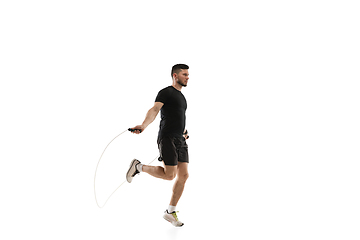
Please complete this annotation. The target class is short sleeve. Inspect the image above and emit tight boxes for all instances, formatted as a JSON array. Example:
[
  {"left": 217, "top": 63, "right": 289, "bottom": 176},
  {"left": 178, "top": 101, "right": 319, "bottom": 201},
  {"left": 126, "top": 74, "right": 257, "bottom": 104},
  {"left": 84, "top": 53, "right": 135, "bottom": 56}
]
[{"left": 155, "top": 88, "right": 169, "bottom": 104}]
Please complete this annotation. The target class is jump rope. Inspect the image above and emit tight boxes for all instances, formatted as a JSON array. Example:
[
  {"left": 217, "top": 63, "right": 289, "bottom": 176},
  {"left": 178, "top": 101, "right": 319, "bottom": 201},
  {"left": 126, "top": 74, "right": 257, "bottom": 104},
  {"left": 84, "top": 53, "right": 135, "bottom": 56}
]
[{"left": 94, "top": 128, "right": 159, "bottom": 208}]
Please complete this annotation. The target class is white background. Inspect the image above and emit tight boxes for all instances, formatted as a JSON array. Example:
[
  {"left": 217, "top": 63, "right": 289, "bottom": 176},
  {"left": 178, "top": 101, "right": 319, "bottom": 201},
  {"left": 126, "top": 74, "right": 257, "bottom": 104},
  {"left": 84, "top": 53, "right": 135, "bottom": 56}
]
[{"left": 1, "top": 0, "right": 359, "bottom": 239}]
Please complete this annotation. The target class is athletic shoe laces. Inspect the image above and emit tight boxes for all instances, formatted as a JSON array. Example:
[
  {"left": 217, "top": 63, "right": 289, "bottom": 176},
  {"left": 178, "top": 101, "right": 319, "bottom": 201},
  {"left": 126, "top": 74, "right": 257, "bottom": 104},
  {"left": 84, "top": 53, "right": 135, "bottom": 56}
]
[{"left": 171, "top": 211, "right": 180, "bottom": 221}]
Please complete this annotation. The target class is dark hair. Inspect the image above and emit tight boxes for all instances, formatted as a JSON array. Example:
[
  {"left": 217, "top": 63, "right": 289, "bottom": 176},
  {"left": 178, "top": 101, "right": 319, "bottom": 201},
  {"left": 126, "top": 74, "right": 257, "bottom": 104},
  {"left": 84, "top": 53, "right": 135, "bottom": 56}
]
[{"left": 171, "top": 64, "right": 189, "bottom": 77}]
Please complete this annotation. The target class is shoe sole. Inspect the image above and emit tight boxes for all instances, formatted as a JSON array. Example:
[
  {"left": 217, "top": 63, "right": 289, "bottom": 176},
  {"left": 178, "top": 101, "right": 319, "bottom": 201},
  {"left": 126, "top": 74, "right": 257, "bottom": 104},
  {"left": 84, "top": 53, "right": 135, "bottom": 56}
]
[{"left": 126, "top": 159, "right": 139, "bottom": 183}]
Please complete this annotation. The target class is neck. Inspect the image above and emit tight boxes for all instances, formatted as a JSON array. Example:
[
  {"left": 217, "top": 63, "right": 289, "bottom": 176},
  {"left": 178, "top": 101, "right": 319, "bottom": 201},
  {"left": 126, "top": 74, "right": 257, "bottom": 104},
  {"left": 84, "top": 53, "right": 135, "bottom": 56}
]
[{"left": 172, "top": 82, "right": 182, "bottom": 91}]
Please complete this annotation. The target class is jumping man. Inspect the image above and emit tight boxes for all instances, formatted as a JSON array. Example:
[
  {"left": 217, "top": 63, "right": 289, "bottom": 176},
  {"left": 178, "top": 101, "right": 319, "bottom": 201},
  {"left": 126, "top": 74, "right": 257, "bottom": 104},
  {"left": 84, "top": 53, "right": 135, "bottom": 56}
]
[{"left": 127, "top": 64, "right": 190, "bottom": 227}]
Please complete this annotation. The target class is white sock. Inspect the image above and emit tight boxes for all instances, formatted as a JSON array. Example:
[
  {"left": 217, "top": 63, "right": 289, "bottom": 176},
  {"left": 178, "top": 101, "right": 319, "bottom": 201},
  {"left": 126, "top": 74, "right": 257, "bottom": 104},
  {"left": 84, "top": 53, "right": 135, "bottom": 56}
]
[
  {"left": 136, "top": 163, "right": 143, "bottom": 172},
  {"left": 167, "top": 205, "right": 176, "bottom": 213}
]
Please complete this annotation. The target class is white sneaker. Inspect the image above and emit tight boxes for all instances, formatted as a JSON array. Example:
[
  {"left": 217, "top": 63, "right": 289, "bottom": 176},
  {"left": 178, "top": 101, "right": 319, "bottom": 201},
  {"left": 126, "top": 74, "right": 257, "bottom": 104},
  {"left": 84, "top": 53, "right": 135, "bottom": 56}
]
[
  {"left": 126, "top": 159, "right": 140, "bottom": 183},
  {"left": 163, "top": 210, "right": 184, "bottom": 227}
]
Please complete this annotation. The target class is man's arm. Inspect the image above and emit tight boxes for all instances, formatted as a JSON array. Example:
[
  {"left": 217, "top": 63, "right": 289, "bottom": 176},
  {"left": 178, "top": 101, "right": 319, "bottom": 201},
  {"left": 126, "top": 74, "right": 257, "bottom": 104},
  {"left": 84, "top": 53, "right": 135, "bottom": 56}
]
[{"left": 130, "top": 102, "right": 164, "bottom": 134}]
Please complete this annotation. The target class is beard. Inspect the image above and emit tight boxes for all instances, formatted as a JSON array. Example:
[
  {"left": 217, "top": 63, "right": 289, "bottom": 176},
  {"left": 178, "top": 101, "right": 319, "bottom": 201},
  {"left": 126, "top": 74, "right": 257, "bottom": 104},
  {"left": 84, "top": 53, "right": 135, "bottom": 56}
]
[{"left": 179, "top": 80, "right": 187, "bottom": 87}]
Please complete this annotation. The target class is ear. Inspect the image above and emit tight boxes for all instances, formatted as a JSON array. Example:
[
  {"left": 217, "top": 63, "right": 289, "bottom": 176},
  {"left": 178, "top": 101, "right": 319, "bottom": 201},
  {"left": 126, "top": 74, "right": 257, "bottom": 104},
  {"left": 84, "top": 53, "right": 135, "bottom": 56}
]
[{"left": 172, "top": 73, "right": 177, "bottom": 80}]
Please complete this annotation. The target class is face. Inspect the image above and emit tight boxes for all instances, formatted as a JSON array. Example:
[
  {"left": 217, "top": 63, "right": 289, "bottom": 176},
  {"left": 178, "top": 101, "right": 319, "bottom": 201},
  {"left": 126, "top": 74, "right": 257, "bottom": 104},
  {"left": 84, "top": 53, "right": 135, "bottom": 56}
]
[{"left": 174, "top": 69, "right": 189, "bottom": 87}]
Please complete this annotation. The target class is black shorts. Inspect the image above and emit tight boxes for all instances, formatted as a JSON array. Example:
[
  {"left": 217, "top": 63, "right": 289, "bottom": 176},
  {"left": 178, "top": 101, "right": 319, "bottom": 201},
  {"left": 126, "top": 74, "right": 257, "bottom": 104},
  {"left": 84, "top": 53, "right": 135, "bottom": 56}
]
[{"left": 157, "top": 137, "right": 189, "bottom": 166}]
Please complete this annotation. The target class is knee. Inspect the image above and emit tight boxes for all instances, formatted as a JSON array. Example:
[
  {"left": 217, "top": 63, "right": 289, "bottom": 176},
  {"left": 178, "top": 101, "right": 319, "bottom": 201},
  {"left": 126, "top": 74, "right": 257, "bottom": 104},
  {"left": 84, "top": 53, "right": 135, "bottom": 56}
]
[
  {"left": 164, "top": 172, "right": 177, "bottom": 181},
  {"left": 178, "top": 173, "right": 189, "bottom": 182}
]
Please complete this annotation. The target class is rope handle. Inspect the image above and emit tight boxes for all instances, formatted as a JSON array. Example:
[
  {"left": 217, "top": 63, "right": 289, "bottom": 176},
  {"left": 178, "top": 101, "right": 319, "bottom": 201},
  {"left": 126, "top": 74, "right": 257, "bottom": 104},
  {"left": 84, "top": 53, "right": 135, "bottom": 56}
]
[{"left": 128, "top": 128, "right": 142, "bottom": 133}]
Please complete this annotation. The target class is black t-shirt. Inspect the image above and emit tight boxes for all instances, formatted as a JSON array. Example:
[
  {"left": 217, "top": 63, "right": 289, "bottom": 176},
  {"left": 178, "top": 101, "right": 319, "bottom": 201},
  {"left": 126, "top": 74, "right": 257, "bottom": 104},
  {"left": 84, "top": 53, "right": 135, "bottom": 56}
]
[{"left": 155, "top": 86, "right": 187, "bottom": 140}]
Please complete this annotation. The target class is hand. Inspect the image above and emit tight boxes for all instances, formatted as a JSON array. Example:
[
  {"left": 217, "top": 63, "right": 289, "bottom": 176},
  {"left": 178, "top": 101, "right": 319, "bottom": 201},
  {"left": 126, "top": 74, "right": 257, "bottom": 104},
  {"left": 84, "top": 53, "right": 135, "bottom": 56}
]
[
  {"left": 183, "top": 129, "right": 189, "bottom": 140},
  {"left": 130, "top": 125, "right": 145, "bottom": 134}
]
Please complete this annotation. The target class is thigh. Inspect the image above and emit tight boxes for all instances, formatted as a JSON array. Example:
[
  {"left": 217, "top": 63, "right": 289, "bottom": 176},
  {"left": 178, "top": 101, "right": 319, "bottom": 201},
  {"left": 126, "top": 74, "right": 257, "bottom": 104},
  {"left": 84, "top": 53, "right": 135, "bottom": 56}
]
[
  {"left": 163, "top": 164, "right": 178, "bottom": 177},
  {"left": 177, "top": 139, "right": 189, "bottom": 164},
  {"left": 158, "top": 137, "right": 178, "bottom": 166},
  {"left": 177, "top": 162, "right": 189, "bottom": 179}
]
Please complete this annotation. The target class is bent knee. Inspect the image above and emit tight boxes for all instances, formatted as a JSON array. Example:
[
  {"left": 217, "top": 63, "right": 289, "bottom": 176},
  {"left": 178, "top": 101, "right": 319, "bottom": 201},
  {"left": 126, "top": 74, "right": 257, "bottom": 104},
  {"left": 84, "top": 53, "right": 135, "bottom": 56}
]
[{"left": 164, "top": 173, "right": 177, "bottom": 181}]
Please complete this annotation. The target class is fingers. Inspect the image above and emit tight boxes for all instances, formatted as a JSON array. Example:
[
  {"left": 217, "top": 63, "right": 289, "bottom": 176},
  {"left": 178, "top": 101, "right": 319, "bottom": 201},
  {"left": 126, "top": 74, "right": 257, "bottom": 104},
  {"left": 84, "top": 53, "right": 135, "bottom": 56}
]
[
  {"left": 130, "top": 129, "right": 141, "bottom": 134},
  {"left": 183, "top": 129, "right": 189, "bottom": 139},
  {"left": 130, "top": 126, "right": 143, "bottom": 134}
]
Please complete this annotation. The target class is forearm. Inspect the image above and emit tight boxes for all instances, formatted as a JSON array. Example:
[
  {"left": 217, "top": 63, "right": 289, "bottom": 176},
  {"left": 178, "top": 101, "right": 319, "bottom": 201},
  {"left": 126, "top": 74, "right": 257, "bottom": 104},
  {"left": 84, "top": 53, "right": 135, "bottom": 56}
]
[
  {"left": 142, "top": 108, "right": 158, "bottom": 128},
  {"left": 131, "top": 102, "right": 162, "bottom": 134}
]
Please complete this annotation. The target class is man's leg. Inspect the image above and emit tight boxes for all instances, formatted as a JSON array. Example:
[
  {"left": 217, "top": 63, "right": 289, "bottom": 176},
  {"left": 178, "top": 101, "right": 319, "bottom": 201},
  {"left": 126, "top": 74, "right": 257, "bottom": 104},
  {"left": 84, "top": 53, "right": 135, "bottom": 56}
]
[
  {"left": 143, "top": 164, "right": 177, "bottom": 180},
  {"left": 163, "top": 162, "right": 188, "bottom": 227},
  {"left": 170, "top": 162, "right": 189, "bottom": 206},
  {"left": 142, "top": 136, "right": 178, "bottom": 181}
]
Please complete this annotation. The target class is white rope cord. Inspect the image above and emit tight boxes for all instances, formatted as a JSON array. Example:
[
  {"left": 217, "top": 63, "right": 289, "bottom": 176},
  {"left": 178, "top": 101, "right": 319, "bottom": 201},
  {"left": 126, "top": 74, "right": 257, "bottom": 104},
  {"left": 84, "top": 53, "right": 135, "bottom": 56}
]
[{"left": 94, "top": 129, "right": 159, "bottom": 208}]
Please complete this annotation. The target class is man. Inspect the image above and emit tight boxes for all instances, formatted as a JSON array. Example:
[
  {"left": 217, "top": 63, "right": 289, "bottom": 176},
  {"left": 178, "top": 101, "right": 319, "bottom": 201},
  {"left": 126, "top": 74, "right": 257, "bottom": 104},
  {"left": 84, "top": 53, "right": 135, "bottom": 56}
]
[{"left": 126, "top": 64, "right": 190, "bottom": 227}]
